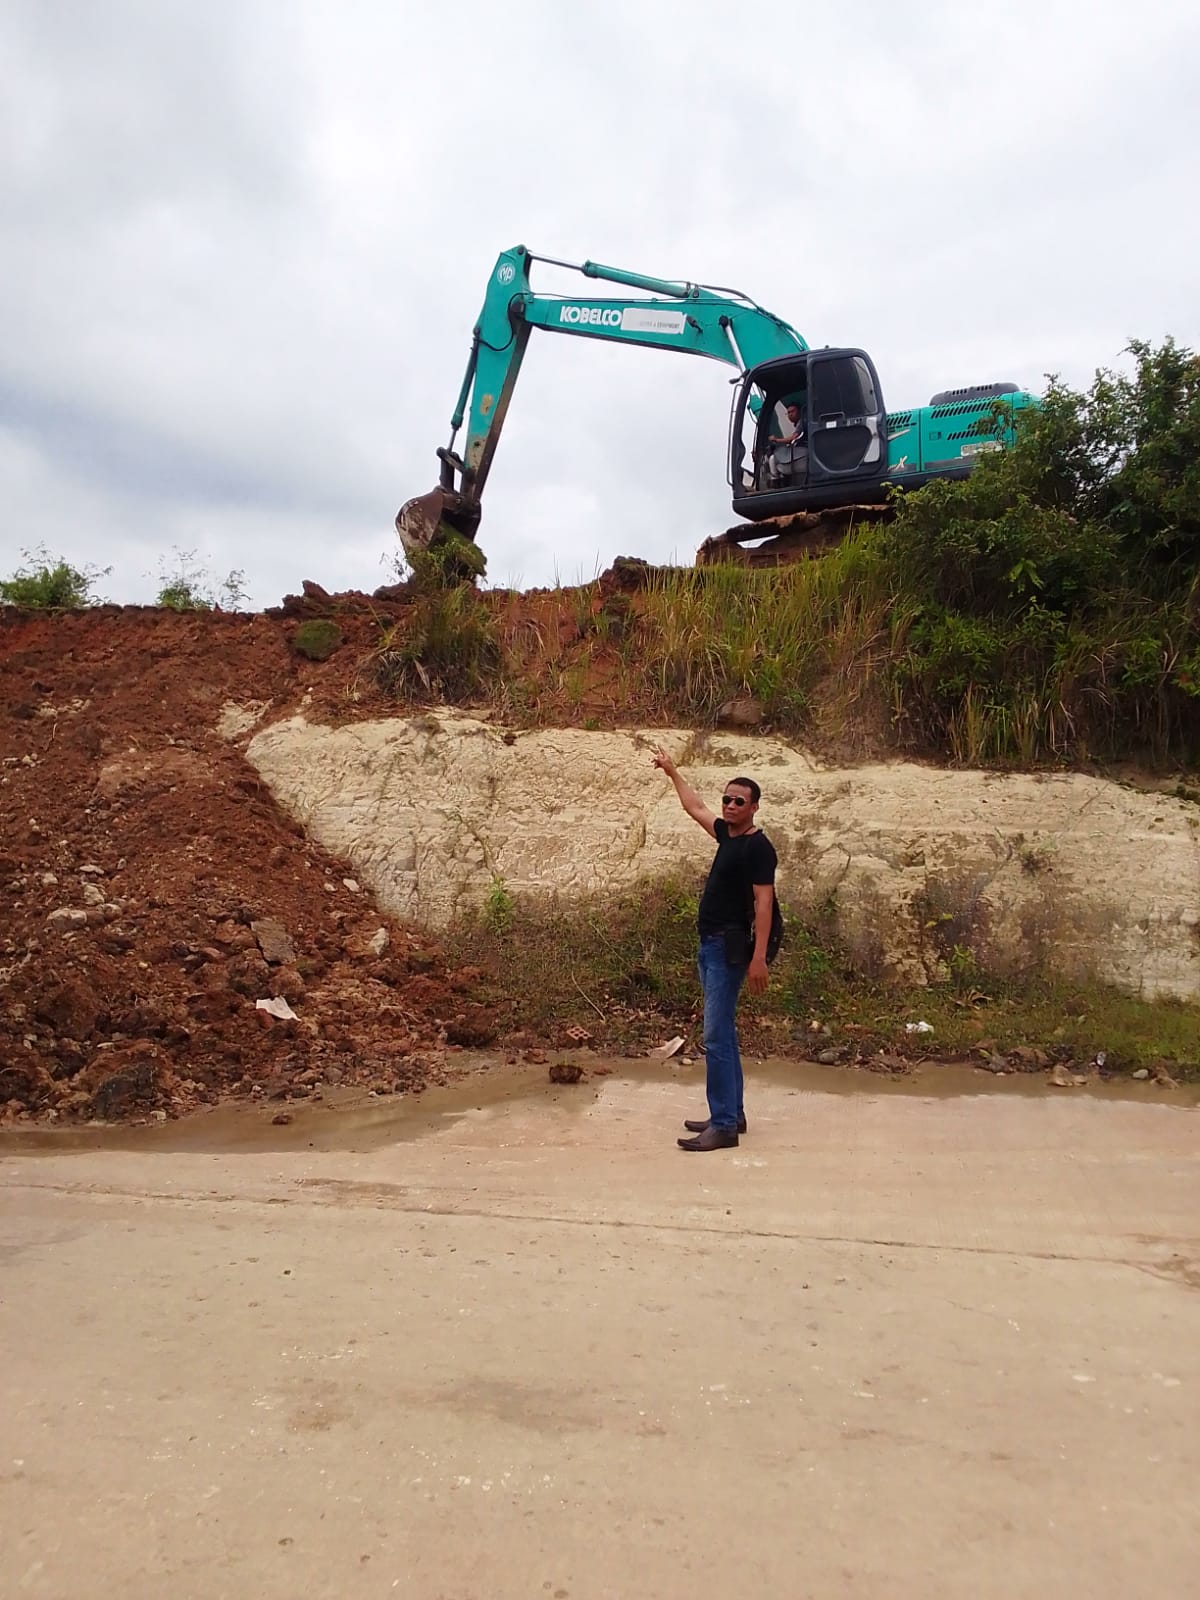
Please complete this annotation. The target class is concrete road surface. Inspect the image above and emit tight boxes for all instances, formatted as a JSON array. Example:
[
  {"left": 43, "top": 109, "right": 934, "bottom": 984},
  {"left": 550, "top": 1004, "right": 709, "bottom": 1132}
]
[{"left": 2, "top": 1061, "right": 1198, "bottom": 1599}]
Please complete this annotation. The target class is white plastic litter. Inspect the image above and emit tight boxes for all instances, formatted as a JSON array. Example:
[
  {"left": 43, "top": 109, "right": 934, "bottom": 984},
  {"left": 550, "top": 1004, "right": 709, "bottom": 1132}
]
[
  {"left": 904, "top": 1021, "right": 934, "bottom": 1035},
  {"left": 255, "top": 996, "right": 299, "bottom": 1021}
]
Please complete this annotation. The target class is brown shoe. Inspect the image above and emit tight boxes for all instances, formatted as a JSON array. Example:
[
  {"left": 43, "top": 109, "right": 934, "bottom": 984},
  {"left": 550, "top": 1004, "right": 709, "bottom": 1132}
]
[
  {"left": 677, "top": 1127, "right": 739, "bottom": 1152},
  {"left": 683, "top": 1115, "right": 747, "bottom": 1135}
]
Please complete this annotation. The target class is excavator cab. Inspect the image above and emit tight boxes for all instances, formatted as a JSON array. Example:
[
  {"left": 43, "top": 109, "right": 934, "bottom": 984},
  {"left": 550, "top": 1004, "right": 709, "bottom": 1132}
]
[{"left": 729, "top": 349, "right": 888, "bottom": 521}]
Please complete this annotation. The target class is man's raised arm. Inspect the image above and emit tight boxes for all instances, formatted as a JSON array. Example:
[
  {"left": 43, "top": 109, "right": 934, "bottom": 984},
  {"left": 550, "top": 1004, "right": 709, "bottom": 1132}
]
[{"left": 653, "top": 747, "right": 717, "bottom": 838}]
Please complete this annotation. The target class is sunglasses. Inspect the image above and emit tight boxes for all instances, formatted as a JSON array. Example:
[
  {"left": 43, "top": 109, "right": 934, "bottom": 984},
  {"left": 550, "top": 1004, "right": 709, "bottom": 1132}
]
[{"left": 721, "top": 794, "right": 749, "bottom": 807}]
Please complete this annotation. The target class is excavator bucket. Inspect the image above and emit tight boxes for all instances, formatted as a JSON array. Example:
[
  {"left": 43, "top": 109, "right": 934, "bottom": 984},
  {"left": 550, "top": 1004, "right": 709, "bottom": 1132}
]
[
  {"left": 395, "top": 486, "right": 450, "bottom": 562},
  {"left": 395, "top": 483, "right": 487, "bottom": 580}
]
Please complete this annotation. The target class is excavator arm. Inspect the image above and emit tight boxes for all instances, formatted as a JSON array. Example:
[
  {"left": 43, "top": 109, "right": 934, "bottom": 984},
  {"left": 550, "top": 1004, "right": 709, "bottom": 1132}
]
[{"left": 397, "top": 245, "right": 807, "bottom": 562}]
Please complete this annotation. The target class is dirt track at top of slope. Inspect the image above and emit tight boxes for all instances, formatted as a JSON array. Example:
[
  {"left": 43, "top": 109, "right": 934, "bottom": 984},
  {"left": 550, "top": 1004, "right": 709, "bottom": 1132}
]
[{"left": 0, "top": 600, "right": 500, "bottom": 1126}]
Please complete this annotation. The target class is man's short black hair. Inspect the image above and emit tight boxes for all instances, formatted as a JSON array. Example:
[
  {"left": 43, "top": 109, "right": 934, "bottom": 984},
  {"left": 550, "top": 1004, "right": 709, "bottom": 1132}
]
[{"left": 728, "top": 776, "right": 761, "bottom": 804}]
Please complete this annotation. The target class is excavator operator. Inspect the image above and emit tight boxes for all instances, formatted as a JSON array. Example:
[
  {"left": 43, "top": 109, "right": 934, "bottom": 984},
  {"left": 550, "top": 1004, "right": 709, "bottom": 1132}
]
[{"left": 766, "top": 399, "right": 807, "bottom": 485}]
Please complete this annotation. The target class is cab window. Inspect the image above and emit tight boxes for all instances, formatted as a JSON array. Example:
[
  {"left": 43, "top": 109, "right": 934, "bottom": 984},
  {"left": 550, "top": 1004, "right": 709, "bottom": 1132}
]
[{"left": 811, "top": 358, "right": 875, "bottom": 421}]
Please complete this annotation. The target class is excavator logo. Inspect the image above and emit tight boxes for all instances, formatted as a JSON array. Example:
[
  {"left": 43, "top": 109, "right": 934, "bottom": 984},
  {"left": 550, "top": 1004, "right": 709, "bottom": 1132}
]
[
  {"left": 558, "top": 304, "right": 687, "bottom": 336},
  {"left": 559, "top": 305, "right": 624, "bottom": 327},
  {"left": 496, "top": 263, "right": 516, "bottom": 285}
]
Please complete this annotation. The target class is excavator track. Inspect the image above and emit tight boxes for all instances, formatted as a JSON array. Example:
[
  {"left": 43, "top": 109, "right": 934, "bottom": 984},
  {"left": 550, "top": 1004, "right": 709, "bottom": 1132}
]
[{"left": 695, "top": 503, "right": 893, "bottom": 567}]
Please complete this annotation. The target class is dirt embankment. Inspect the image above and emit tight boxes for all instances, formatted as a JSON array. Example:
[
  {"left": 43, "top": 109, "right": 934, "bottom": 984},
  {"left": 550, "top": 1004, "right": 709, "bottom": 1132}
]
[
  {"left": 0, "top": 595, "right": 504, "bottom": 1126},
  {"left": 5, "top": 584, "right": 1198, "bottom": 1124}
]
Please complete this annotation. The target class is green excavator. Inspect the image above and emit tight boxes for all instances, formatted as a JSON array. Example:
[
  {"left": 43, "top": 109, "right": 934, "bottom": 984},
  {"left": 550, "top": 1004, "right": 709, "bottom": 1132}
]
[{"left": 397, "top": 245, "right": 1035, "bottom": 570}]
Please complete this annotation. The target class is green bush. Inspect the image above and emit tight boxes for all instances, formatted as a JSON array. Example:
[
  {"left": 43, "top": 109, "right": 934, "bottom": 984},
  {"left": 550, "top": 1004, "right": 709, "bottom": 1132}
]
[
  {"left": 1079, "top": 338, "right": 1200, "bottom": 570},
  {"left": 884, "top": 420, "right": 1117, "bottom": 615},
  {"left": 884, "top": 338, "right": 1200, "bottom": 764},
  {"left": 157, "top": 579, "right": 212, "bottom": 611},
  {"left": 0, "top": 547, "right": 109, "bottom": 608}
]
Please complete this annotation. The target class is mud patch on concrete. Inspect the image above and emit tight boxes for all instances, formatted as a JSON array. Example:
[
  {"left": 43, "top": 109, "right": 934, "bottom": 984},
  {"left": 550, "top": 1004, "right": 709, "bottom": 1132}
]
[{"left": 2, "top": 1052, "right": 1195, "bottom": 1160}]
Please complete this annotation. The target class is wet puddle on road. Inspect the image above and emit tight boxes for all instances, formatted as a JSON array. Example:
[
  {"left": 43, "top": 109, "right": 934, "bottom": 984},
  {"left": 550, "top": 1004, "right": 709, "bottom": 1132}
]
[{"left": 2, "top": 1052, "right": 1195, "bottom": 1159}]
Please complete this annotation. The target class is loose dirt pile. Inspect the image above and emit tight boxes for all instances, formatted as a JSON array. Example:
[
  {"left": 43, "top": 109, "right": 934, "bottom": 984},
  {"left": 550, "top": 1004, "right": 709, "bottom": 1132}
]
[{"left": 0, "top": 596, "right": 502, "bottom": 1126}]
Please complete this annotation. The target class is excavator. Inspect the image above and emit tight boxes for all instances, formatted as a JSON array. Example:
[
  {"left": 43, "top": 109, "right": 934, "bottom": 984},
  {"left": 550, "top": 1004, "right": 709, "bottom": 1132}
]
[{"left": 397, "top": 245, "right": 1035, "bottom": 570}]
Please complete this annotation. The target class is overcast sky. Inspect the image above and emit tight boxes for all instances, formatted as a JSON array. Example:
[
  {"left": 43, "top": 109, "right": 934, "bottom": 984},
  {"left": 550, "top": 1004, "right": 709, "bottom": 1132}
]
[{"left": 3, "top": 0, "right": 1198, "bottom": 606}]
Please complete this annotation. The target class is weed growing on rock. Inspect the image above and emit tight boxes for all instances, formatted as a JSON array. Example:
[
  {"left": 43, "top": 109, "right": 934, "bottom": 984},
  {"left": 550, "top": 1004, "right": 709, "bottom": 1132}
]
[{"left": 483, "top": 876, "right": 515, "bottom": 934}]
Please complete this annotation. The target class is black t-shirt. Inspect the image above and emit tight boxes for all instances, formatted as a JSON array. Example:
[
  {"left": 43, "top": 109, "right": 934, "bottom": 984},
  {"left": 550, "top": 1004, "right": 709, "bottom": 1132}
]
[{"left": 697, "top": 819, "right": 778, "bottom": 935}]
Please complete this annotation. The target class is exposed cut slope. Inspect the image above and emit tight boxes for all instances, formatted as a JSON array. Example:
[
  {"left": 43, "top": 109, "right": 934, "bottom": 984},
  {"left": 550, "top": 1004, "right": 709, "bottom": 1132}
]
[{"left": 242, "top": 710, "right": 1200, "bottom": 999}]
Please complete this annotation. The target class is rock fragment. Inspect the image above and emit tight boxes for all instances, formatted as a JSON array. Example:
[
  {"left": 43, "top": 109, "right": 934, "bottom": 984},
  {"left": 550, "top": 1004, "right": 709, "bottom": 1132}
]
[
  {"left": 252, "top": 918, "right": 296, "bottom": 965},
  {"left": 46, "top": 907, "right": 87, "bottom": 931}
]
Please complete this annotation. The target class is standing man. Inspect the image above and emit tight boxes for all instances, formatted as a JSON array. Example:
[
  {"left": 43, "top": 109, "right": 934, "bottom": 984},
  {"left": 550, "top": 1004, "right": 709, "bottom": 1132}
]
[{"left": 653, "top": 747, "right": 778, "bottom": 1152}]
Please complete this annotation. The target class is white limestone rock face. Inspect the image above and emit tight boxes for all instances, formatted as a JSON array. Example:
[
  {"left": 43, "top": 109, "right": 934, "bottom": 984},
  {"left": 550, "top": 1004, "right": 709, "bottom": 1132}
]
[{"left": 241, "top": 710, "right": 1200, "bottom": 1000}]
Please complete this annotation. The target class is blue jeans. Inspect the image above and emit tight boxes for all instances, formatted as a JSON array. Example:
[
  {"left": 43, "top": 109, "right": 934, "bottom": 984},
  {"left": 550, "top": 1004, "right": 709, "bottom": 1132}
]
[{"left": 697, "top": 934, "right": 747, "bottom": 1133}]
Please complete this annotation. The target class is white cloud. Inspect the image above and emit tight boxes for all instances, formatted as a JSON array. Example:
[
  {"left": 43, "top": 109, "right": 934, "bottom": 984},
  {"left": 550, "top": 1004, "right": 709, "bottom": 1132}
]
[{"left": 2, "top": 0, "right": 1198, "bottom": 601}]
